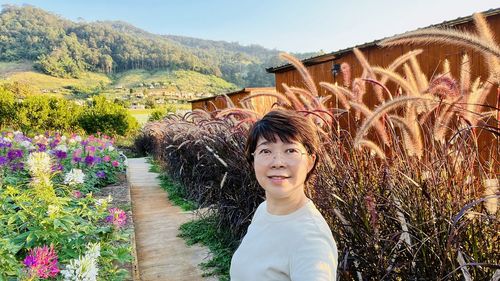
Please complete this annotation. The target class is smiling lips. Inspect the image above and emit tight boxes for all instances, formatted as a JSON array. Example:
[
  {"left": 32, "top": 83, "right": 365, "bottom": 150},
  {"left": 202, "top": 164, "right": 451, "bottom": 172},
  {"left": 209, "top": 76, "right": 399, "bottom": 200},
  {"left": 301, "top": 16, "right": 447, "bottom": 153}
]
[{"left": 268, "top": 175, "right": 290, "bottom": 184}]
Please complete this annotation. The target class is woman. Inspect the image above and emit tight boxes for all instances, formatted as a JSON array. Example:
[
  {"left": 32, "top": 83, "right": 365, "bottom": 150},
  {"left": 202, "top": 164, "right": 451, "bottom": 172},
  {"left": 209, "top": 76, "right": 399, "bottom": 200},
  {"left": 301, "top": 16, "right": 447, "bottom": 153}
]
[{"left": 230, "top": 109, "right": 338, "bottom": 281}]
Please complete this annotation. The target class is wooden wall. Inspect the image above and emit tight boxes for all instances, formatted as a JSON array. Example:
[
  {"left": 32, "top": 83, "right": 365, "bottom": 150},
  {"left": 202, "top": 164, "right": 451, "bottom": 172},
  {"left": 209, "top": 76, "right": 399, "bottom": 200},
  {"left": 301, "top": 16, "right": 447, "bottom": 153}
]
[
  {"left": 190, "top": 87, "right": 277, "bottom": 115},
  {"left": 273, "top": 13, "right": 499, "bottom": 165}
]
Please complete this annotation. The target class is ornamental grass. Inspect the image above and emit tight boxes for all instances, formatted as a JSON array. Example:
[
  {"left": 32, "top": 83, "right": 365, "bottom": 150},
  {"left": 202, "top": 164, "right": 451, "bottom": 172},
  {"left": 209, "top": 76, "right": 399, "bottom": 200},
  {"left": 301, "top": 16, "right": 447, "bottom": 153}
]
[{"left": 138, "top": 13, "right": 499, "bottom": 280}]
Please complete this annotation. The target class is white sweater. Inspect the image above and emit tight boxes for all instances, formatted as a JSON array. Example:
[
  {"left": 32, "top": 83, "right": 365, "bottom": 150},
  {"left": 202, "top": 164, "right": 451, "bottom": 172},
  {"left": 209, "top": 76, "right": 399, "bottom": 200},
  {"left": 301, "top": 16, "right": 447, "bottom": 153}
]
[{"left": 230, "top": 200, "right": 338, "bottom": 281}]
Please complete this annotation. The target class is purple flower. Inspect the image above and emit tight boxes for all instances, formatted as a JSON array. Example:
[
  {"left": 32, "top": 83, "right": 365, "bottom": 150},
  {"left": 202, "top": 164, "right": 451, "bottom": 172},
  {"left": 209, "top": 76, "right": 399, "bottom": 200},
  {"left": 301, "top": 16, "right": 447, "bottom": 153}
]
[
  {"left": 49, "top": 139, "right": 60, "bottom": 149},
  {"left": 51, "top": 164, "right": 64, "bottom": 172},
  {"left": 84, "top": 155, "right": 95, "bottom": 166},
  {"left": 94, "top": 156, "right": 102, "bottom": 163},
  {"left": 105, "top": 208, "right": 127, "bottom": 229},
  {"left": 7, "top": 149, "right": 23, "bottom": 161},
  {"left": 53, "top": 150, "right": 67, "bottom": 159},
  {"left": 0, "top": 156, "right": 7, "bottom": 166},
  {"left": 96, "top": 171, "right": 106, "bottom": 178},
  {"left": 37, "top": 143, "right": 47, "bottom": 152},
  {"left": 72, "top": 156, "right": 82, "bottom": 163},
  {"left": 10, "top": 162, "right": 24, "bottom": 171},
  {"left": 23, "top": 245, "right": 60, "bottom": 278},
  {"left": 0, "top": 139, "right": 11, "bottom": 149},
  {"left": 23, "top": 255, "right": 36, "bottom": 267},
  {"left": 81, "top": 140, "right": 89, "bottom": 146}
]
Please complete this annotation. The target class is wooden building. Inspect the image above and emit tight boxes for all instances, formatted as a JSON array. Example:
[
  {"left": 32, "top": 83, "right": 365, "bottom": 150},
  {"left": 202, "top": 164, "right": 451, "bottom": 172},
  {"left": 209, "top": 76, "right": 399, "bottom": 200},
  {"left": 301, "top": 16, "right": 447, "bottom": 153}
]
[
  {"left": 266, "top": 8, "right": 499, "bottom": 162},
  {"left": 189, "top": 87, "right": 276, "bottom": 115},
  {"left": 267, "top": 8, "right": 499, "bottom": 104}
]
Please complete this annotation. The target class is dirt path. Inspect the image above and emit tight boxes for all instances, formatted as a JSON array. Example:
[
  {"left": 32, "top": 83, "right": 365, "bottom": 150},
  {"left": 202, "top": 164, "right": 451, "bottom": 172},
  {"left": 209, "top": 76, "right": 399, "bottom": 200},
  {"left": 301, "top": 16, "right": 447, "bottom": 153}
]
[{"left": 127, "top": 158, "right": 215, "bottom": 281}]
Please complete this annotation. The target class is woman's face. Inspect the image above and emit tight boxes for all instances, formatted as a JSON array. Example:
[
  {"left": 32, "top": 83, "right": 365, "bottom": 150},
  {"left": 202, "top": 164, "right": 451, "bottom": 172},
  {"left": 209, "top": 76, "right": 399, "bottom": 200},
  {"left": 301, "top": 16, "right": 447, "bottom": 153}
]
[{"left": 253, "top": 136, "right": 316, "bottom": 201}]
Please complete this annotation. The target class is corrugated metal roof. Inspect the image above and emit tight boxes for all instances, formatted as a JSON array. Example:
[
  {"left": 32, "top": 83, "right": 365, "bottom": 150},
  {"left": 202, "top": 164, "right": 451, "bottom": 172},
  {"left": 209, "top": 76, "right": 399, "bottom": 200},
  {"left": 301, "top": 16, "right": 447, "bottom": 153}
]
[
  {"left": 266, "top": 7, "right": 500, "bottom": 73},
  {"left": 188, "top": 87, "right": 274, "bottom": 103}
]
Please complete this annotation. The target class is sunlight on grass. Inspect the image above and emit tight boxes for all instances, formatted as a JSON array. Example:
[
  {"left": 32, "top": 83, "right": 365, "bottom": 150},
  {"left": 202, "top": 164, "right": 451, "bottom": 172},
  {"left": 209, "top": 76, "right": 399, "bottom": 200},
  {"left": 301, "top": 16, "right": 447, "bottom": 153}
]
[{"left": 2, "top": 71, "right": 111, "bottom": 93}]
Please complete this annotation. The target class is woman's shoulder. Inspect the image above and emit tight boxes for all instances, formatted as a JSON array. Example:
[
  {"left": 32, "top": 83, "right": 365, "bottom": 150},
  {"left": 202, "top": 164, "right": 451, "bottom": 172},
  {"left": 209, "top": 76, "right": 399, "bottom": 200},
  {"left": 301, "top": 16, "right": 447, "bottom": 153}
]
[{"left": 296, "top": 201, "right": 335, "bottom": 239}]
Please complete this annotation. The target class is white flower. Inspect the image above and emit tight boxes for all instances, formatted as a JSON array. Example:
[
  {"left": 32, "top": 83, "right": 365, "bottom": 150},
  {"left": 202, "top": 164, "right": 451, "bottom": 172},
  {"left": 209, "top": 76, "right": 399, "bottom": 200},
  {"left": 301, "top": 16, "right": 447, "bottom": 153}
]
[
  {"left": 47, "top": 204, "right": 61, "bottom": 216},
  {"left": 61, "top": 243, "right": 100, "bottom": 281},
  {"left": 75, "top": 136, "right": 82, "bottom": 142},
  {"left": 55, "top": 144, "right": 68, "bottom": 152},
  {"left": 61, "top": 136, "right": 67, "bottom": 142},
  {"left": 106, "top": 145, "right": 115, "bottom": 151},
  {"left": 19, "top": 140, "right": 33, "bottom": 149},
  {"left": 68, "top": 138, "right": 77, "bottom": 145},
  {"left": 95, "top": 199, "right": 106, "bottom": 207},
  {"left": 64, "top": 169, "right": 85, "bottom": 186},
  {"left": 27, "top": 152, "right": 52, "bottom": 185}
]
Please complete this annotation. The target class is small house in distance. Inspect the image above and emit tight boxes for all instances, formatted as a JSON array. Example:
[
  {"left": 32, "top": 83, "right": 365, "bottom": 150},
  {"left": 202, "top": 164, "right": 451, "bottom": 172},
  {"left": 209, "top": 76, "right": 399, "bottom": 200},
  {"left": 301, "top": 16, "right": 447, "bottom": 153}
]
[{"left": 189, "top": 87, "right": 276, "bottom": 115}]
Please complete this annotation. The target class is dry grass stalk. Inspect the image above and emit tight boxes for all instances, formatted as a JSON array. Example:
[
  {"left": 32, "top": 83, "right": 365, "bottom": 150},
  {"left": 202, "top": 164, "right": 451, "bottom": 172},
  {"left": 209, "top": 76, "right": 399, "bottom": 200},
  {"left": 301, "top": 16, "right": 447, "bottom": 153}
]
[
  {"left": 320, "top": 82, "right": 351, "bottom": 110},
  {"left": 460, "top": 54, "right": 471, "bottom": 95},
  {"left": 483, "top": 178, "right": 498, "bottom": 215},
  {"left": 280, "top": 52, "right": 318, "bottom": 95},
  {"left": 353, "top": 48, "right": 384, "bottom": 103},
  {"left": 349, "top": 102, "right": 390, "bottom": 146},
  {"left": 373, "top": 66, "right": 420, "bottom": 97},
  {"left": 380, "top": 28, "right": 500, "bottom": 58},
  {"left": 357, "top": 139, "right": 386, "bottom": 159},
  {"left": 473, "top": 13, "right": 500, "bottom": 83},
  {"left": 353, "top": 95, "right": 436, "bottom": 148}
]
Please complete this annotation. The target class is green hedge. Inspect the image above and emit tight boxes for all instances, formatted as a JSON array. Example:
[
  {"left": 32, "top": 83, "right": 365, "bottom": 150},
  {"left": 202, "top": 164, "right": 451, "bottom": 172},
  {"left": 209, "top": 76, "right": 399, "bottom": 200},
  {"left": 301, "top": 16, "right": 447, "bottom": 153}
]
[{"left": 0, "top": 87, "right": 138, "bottom": 136}]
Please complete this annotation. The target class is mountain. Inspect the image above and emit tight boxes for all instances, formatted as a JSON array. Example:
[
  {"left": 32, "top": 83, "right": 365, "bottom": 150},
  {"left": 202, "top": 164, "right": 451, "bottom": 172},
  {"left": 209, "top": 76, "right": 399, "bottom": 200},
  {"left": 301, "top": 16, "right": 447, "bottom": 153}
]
[{"left": 0, "top": 4, "right": 319, "bottom": 88}]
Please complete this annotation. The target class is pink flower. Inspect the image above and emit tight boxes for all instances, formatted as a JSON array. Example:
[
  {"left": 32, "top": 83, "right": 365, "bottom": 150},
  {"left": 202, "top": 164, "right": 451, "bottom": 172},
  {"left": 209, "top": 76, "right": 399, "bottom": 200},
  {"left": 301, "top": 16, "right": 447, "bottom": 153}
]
[
  {"left": 72, "top": 190, "right": 83, "bottom": 199},
  {"left": 73, "top": 149, "right": 82, "bottom": 157},
  {"left": 23, "top": 245, "right": 60, "bottom": 278},
  {"left": 103, "top": 155, "right": 111, "bottom": 162},
  {"left": 112, "top": 160, "right": 119, "bottom": 167},
  {"left": 105, "top": 208, "right": 127, "bottom": 229}
]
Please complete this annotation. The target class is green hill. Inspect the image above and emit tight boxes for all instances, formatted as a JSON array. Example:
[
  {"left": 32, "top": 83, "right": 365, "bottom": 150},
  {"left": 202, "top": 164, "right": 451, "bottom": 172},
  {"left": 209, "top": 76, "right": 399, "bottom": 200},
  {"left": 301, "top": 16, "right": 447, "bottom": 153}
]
[
  {"left": 113, "top": 69, "right": 237, "bottom": 93},
  {"left": 0, "top": 4, "right": 287, "bottom": 88}
]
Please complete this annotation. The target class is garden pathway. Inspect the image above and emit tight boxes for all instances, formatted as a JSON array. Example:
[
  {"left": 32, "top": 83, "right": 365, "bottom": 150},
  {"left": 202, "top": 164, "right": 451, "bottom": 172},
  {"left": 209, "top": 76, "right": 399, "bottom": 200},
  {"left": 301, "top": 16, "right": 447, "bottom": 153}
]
[{"left": 127, "top": 158, "right": 215, "bottom": 281}]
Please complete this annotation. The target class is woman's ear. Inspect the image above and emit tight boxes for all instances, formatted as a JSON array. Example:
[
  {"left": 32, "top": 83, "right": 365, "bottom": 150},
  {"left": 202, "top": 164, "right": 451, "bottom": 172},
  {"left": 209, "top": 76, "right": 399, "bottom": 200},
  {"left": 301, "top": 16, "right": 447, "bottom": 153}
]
[{"left": 307, "top": 154, "right": 317, "bottom": 173}]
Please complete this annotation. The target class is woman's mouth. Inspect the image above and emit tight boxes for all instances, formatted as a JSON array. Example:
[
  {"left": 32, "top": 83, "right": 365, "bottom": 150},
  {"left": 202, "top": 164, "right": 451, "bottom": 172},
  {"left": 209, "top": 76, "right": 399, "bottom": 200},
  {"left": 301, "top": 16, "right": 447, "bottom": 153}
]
[{"left": 268, "top": 176, "right": 289, "bottom": 184}]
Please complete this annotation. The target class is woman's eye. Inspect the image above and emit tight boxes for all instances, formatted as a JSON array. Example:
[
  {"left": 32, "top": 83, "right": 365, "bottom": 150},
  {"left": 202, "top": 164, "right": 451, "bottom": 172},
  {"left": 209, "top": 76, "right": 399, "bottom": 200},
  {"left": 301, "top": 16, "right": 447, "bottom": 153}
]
[
  {"left": 286, "top": 148, "right": 300, "bottom": 154},
  {"left": 258, "top": 149, "right": 271, "bottom": 154}
]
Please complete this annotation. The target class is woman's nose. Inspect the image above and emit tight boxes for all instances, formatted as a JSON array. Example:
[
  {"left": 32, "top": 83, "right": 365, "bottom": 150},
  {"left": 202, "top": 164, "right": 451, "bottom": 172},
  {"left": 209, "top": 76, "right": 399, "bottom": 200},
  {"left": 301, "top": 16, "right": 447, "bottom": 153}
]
[{"left": 270, "top": 152, "right": 286, "bottom": 167}]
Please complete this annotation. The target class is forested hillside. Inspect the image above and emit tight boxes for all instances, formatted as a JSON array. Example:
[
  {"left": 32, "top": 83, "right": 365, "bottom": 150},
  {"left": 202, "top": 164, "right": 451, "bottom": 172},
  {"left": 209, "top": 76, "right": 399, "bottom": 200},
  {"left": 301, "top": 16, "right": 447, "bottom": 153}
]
[{"left": 0, "top": 4, "right": 319, "bottom": 87}]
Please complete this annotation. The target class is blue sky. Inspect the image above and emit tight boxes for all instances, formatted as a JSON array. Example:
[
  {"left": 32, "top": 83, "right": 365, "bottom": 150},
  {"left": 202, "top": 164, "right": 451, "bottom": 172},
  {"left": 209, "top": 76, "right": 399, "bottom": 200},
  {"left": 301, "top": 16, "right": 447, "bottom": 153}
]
[{"left": 0, "top": 0, "right": 498, "bottom": 53}]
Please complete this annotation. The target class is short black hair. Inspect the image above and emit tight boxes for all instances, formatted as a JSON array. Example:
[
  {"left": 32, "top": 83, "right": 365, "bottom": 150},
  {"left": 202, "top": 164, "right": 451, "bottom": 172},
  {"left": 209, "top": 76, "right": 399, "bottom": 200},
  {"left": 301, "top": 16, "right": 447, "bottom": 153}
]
[{"left": 245, "top": 109, "right": 320, "bottom": 180}]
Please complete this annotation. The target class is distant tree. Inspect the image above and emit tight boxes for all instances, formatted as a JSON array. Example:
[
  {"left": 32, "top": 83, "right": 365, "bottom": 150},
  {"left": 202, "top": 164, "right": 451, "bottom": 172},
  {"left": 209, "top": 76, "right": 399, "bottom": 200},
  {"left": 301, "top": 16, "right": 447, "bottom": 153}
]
[{"left": 0, "top": 88, "right": 15, "bottom": 127}]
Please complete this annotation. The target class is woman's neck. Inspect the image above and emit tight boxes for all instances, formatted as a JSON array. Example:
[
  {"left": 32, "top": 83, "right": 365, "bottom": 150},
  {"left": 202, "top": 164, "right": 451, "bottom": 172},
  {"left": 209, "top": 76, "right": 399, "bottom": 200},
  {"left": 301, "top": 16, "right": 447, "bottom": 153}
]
[{"left": 266, "top": 192, "right": 308, "bottom": 215}]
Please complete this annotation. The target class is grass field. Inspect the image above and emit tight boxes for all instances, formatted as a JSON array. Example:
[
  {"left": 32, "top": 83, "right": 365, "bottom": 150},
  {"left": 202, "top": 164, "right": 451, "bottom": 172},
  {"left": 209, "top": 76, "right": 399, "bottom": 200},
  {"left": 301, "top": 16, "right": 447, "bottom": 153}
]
[
  {"left": 129, "top": 109, "right": 153, "bottom": 126},
  {"left": 2, "top": 71, "right": 112, "bottom": 94},
  {"left": 0, "top": 61, "right": 34, "bottom": 77},
  {"left": 113, "top": 69, "right": 237, "bottom": 94},
  {"left": 128, "top": 103, "right": 191, "bottom": 126}
]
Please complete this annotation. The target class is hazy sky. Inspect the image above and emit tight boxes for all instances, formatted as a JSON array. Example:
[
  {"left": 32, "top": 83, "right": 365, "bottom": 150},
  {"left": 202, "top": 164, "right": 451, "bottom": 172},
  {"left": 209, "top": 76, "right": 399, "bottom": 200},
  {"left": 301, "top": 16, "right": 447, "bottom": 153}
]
[{"left": 1, "top": 0, "right": 498, "bottom": 53}]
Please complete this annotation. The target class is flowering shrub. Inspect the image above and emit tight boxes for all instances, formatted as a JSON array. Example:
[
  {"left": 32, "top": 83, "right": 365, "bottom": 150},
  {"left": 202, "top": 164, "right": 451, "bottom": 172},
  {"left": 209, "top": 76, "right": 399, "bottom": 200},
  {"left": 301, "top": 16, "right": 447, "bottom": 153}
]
[
  {"left": 23, "top": 245, "right": 60, "bottom": 279},
  {"left": 0, "top": 132, "right": 131, "bottom": 280},
  {"left": 60, "top": 243, "right": 101, "bottom": 281},
  {"left": 105, "top": 208, "right": 128, "bottom": 229},
  {"left": 0, "top": 131, "right": 125, "bottom": 192}
]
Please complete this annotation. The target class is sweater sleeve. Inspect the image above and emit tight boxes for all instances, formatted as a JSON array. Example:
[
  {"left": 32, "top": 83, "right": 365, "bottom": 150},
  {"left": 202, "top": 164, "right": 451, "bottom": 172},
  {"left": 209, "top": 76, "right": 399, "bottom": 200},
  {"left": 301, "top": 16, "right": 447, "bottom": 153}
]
[{"left": 289, "top": 232, "right": 337, "bottom": 281}]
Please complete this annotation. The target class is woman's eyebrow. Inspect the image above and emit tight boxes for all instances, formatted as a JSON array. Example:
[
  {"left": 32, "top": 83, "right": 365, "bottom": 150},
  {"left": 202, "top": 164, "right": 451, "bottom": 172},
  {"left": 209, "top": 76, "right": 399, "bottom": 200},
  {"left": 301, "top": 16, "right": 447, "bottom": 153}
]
[{"left": 256, "top": 140, "right": 272, "bottom": 148}]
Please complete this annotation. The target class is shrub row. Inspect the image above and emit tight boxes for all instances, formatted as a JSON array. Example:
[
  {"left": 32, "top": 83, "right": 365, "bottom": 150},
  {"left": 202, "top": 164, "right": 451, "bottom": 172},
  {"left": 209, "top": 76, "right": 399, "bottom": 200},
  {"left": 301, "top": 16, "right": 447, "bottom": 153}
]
[{"left": 0, "top": 87, "right": 138, "bottom": 137}]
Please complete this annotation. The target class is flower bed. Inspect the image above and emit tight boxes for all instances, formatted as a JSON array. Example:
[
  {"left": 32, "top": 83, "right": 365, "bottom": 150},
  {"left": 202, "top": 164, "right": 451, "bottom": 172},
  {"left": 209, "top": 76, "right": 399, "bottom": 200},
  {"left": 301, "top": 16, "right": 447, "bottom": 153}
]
[{"left": 0, "top": 131, "right": 132, "bottom": 280}]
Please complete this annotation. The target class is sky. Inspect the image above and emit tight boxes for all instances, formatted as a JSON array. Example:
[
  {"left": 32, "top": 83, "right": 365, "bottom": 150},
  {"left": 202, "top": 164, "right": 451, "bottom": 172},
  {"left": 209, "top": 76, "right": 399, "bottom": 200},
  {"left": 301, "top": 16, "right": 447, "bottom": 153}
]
[{"left": 0, "top": 0, "right": 498, "bottom": 53}]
